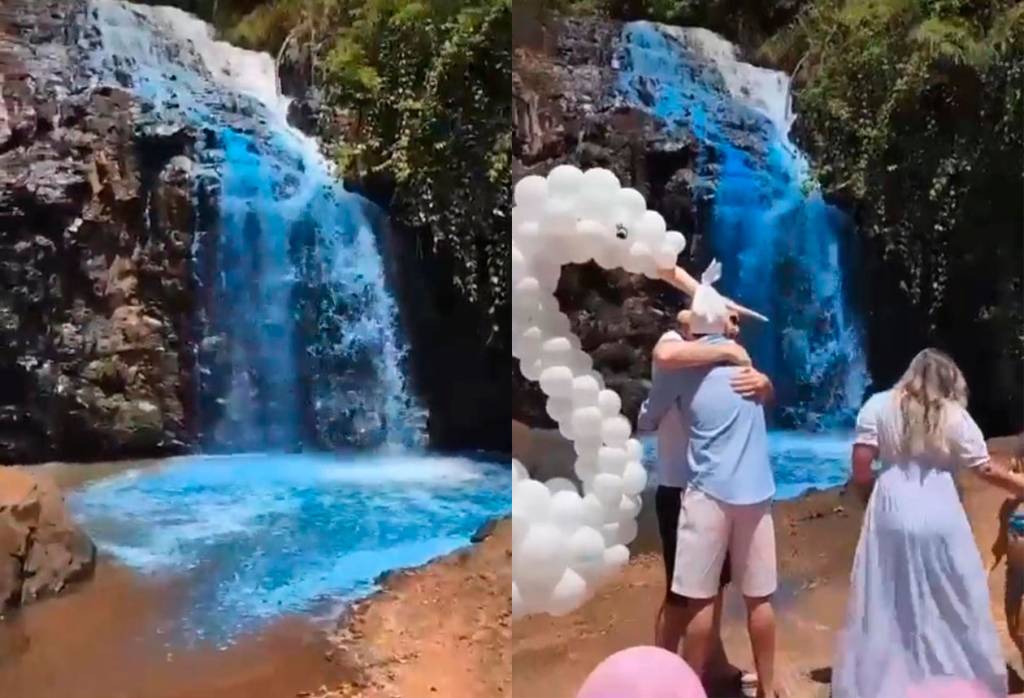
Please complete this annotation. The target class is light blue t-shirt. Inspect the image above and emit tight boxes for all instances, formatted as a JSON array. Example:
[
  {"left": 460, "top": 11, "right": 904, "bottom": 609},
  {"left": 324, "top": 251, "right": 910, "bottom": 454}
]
[{"left": 638, "top": 336, "right": 775, "bottom": 505}]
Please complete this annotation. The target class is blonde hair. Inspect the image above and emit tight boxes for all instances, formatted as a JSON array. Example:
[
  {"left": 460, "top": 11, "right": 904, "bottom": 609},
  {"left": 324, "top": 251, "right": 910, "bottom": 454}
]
[{"left": 895, "top": 349, "right": 969, "bottom": 456}]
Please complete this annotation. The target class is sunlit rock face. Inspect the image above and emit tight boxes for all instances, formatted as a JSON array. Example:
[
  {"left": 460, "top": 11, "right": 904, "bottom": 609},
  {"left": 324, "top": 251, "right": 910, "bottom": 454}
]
[
  {"left": 0, "top": 0, "right": 197, "bottom": 462},
  {"left": 0, "top": 0, "right": 425, "bottom": 462}
]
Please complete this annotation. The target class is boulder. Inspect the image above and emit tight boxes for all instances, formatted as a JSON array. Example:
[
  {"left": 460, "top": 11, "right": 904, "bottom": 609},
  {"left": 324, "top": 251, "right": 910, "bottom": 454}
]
[{"left": 0, "top": 468, "right": 95, "bottom": 608}]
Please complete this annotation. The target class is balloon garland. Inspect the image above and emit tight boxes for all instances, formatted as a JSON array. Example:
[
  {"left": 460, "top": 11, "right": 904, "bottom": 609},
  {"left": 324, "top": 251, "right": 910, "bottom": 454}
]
[{"left": 511, "top": 165, "right": 688, "bottom": 618}]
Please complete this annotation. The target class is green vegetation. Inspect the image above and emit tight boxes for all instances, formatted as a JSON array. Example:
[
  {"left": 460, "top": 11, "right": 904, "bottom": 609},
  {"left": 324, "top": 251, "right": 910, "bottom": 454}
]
[{"left": 766, "top": 0, "right": 1022, "bottom": 426}]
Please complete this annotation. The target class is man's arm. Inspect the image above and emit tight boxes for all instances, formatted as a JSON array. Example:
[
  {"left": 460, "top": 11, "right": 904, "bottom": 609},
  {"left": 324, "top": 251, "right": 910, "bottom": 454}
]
[{"left": 653, "top": 338, "right": 751, "bottom": 370}]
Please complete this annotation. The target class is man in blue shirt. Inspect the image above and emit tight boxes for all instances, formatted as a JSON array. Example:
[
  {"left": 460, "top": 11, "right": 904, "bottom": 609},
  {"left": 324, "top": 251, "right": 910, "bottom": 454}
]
[{"left": 640, "top": 302, "right": 778, "bottom": 698}]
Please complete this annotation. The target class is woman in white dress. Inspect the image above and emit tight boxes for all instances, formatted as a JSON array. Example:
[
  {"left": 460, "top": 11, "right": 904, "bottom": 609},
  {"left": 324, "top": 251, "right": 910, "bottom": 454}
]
[{"left": 832, "top": 349, "right": 1024, "bottom": 697}]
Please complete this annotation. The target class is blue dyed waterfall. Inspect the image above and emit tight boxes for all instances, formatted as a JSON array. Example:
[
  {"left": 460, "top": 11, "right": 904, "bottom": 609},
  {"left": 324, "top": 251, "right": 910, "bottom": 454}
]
[
  {"left": 87, "top": 0, "right": 423, "bottom": 450},
  {"left": 616, "top": 22, "right": 868, "bottom": 429}
]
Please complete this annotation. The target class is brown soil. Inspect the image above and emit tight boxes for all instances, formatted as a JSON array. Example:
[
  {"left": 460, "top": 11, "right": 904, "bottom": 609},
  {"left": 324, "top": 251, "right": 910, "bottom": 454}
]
[
  {"left": 505, "top": 431, "right": 1024, "bottom": 698},
  {"left": 0, "top": 558, "right": 352, "bottom": 698},
  {"left": 321, "top": 526, "right": 512, "bottom": 698}
]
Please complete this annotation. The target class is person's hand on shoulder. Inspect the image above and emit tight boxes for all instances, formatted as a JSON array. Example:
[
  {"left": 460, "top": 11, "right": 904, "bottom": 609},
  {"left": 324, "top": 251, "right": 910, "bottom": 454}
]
[{"left": 730, "top": 366, "right": 773, "bottom": 403}]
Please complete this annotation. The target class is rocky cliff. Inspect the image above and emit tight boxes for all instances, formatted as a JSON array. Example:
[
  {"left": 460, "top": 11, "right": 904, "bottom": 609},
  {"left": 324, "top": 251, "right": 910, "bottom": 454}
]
[
  {"left": 513, "top": 17, "right": 707, "bottom": 426},
  {"left": 0, "top": 0, "right": 197, "bottom": 463}
]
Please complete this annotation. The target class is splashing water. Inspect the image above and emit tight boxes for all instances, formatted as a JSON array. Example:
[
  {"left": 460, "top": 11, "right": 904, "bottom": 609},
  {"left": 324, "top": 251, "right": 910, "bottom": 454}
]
[
  {"left": 69, "top": 454, "right": 510, "bottom": 645},
  {"left": 86, "top": 0, "right": 425, "bottom": 449},
  {"left": 616, "top": 22, "right": 868, "bottom": 429}
]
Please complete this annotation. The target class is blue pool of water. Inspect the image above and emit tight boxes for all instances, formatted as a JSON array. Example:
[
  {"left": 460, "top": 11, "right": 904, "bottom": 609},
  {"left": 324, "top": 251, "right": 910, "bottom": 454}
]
[
  {"left": 643, "top": 430, "right": 853, "bottom": 500},
  {"left": 68, "top": 453, "right": 510, "bottom": 646}
]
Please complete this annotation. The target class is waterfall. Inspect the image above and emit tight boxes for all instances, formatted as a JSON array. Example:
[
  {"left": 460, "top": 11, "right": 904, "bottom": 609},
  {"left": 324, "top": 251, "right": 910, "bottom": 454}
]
[
  {"left": 616, "top": 22, "right": 869, "bottom": 429},
  {"left": 85, "top": 0, "right": 425, "bottom": 449}
]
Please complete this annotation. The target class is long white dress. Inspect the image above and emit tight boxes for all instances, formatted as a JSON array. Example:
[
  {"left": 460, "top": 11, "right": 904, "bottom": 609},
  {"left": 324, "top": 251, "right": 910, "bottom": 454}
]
[{"left": 831, "top": 390, "right": 1008, "bottom": 697}]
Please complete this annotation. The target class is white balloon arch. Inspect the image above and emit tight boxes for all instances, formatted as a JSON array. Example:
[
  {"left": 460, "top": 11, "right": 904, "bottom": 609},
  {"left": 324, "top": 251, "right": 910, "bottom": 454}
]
[{"left": 511, "top": 165, "right": 694, "bottom": 619}]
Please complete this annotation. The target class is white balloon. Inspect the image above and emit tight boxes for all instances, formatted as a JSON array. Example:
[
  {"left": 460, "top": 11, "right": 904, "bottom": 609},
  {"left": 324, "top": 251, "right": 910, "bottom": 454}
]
[
  {"left": 621, "top": 461, "right": 648, "bottom": 496},
  {"left": 514, "top": 175, "right": 548, "bottom": 208},
  {"left": 573, "top": 454, "right": 597, "bottom": 483},
  {"left": 597, "top": 390, "right": 623, "bottom": 417},
  {"left": 601, "top": 417, "right": 632, "bottom": 448},
  {"left": 597, "top": 446, "right": 628, "bottom": 475},
  {"left": 513, "top": 167, "right": 665, "bottom": 618},
  {"left": 547, "top": 569, "right": 588, "bottom": 616},
  {"left": 571, "top": 376, "right": 601, "bottom": 407},
  {"left": 513, "top": 326, "right": 544, "bottom": 362},
  {"left": 592, "top": 473, "right": 624, "bottom": 506},
  {"left": 571, "top": 406, "right": 604, "bottom": 439},
  {"left": 540, "top": 337, "right": 573, "bottom": 368},
  {"left": 549, "top": 490, "right": 584, "bottom": 532},
  {"left": 520, "top": 358, "right": 544, "bottom": 381},
  {"left": 512, "top": 510, "right": 530, "bottom": 546},
  {"left": 582, "top": 167, "right": 620, "bottom": 196},
  {"left": 513, "top": 480, "right": 551, "bottom": 522},
  {"left": 603, "top": 544, "right": 630, "bottom": 576},
  {"left": 654, "top": 244, "right": 678, "bottom": 270},
  {"left": 568, "top": 526, "right": 606, "bottom": 581},
  {"left": 515, "top": 524, "right": 568, "bottom": 592},
  {"left": 600, "top": 522, "right": 620, "bottom": 547},
  {"left": 548, "top": 164, "right": 585, "bottom": 199},
  {"left": 574, "top": 432, "right": 603, "bottom": 455},
  {"left": 557, "top": 419, "right": 576, "bottom": 441},
  {"left": 512, "top": 277, "right": 542, "bottom": 311},
  {"left": 665, "top": 230, "right": 687, "bottom": 254},
  {"left": 615, "top": 188, "right": 647, "bottom": 219},
  {"left": 616, "top": 494, "right": 642, "bottom": 521},
  {"left": 634, "top": 210, "right": 667, "bottom": 244},
  {"left": 626, "top": 438, "right": 644, "bottom": 462},
  {"left": 580, "top": 493, "right": 605, "bottom": 529},
  {"left": 513, "top": 459, "right": 529, "bottom": 484},
  {"left": 617, "top": 517, "right": 639, "bottom": 545},
  {"left": 569, "top": 351, "right": 594, "bottom": 376},
  {"left": 545, "top": 396, "right": 573, "bottom": 424},
  {"left": 539, "top": 366, "right": 574, "bottom": 398}
]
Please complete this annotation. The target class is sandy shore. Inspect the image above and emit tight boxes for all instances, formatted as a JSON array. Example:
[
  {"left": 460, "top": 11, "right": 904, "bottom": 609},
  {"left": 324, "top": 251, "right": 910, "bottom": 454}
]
[
  {"left": 0, "top": 557, "right": 353, "bottom": 698},
  {"left": 502, "top": 426, "right": 1024, "bottom": 697}
]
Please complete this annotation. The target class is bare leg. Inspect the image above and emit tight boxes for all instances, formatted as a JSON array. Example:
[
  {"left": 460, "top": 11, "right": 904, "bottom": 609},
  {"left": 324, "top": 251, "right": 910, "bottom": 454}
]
[
  {"left": 656, "top": 599, "right": 690, "bottom": 653},
  {"left": 746, "top": 595, "right": 776, "bottom": 698},
  {"left": 706, "top": 592, "right": 737, "bottom": 676},
  {"left": 682, "top": 597, "right": 716, "bottom": 678}
]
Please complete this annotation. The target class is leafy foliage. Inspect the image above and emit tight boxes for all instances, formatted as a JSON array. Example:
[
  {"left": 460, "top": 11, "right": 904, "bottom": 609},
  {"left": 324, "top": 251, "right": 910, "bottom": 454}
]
[{"left": 772, "top": 0, "right": 1023, "bottom": 427}]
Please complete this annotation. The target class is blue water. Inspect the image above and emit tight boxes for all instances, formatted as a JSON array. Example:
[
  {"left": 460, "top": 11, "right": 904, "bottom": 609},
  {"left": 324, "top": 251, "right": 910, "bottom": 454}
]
[
  {"left": 616, "top": 23, "right": 868, "bottom": 430},
  {"left": 642, "top": 430, "right": 853, "bottom": 500},
  {"left": 69, "top": 454, "right": 510, "bottom": 646}
]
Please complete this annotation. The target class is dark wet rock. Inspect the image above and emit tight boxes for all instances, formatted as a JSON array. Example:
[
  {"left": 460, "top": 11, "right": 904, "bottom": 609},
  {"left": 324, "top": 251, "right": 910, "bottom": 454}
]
[
  {"left": 0, "top": 468, "right": 95, "bottom": 607},
  {"left": 0, "top": 0, "right": 198, "bottom": 463}
]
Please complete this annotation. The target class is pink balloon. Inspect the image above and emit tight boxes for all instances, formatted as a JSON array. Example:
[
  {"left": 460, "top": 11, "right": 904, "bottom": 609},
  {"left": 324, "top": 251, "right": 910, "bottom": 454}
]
[
  {"left": 576, "top": 646, "right": 707, "bottom": 698},
  {"left": 906, "top": 678, "right": 997, "bottom": 698}
]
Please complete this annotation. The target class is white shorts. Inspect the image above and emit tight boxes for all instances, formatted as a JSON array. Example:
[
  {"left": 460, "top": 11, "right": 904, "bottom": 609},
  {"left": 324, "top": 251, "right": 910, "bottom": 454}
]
[{"left": 672, "top": 487, "right": 777, "bottom": 600}]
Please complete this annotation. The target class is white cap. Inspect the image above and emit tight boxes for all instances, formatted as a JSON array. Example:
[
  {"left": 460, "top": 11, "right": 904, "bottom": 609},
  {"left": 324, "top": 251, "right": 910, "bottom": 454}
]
[{"left": 689, "top": 259, "right": 730, "bottom": 335}]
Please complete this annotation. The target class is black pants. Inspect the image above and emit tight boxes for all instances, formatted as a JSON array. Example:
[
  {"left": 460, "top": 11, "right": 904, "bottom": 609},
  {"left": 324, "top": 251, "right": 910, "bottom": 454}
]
[{"left": 656, "top": 485, "right": 731, "bottom": 606}]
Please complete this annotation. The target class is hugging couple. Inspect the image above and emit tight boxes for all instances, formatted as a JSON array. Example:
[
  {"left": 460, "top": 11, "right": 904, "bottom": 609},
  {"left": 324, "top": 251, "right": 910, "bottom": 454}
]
[{"left": 645, "top": 261, "right": 1024, "bottom": 698}]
